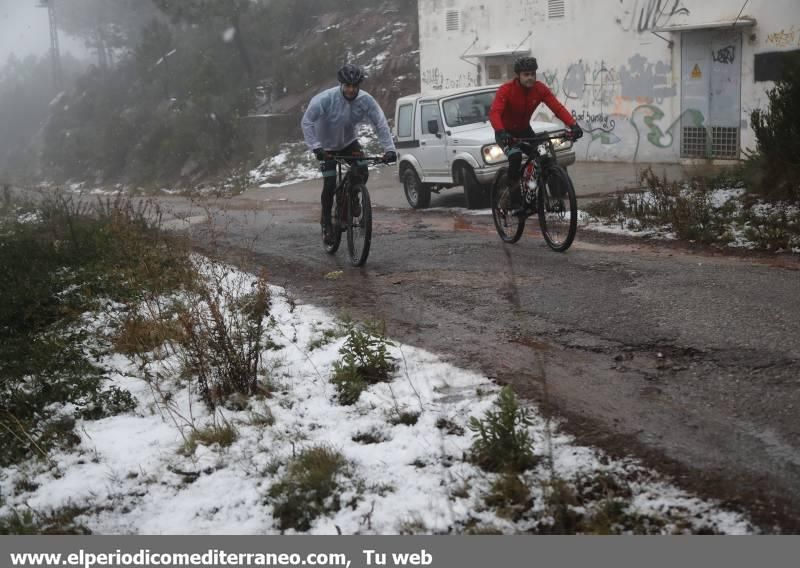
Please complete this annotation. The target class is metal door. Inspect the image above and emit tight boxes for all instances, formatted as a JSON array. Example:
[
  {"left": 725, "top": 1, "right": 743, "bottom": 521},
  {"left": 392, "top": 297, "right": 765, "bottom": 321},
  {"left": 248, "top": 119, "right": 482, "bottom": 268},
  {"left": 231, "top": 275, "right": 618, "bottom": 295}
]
[{"left": 681, "top": 30, "right": 742, "bottom": 159}]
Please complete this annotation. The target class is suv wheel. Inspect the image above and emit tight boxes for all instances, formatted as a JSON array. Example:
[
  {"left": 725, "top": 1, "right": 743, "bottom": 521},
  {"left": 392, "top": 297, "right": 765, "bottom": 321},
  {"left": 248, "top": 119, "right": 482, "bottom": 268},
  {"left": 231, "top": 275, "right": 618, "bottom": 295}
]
[{"left": 403, "top": 168, "right": 431, "bottom": 209}]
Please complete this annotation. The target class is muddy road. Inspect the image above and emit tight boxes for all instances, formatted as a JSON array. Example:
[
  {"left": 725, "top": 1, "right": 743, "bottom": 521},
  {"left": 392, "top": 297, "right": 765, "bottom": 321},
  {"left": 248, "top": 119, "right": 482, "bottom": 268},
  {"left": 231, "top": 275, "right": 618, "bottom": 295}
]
[{"left": 172, "top": 168, "right": 800, "bottom": 531}]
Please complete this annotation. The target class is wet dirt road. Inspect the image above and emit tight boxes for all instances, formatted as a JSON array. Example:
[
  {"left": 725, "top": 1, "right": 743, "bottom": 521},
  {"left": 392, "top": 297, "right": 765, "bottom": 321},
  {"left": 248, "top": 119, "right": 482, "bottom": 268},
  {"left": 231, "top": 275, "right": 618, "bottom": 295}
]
[{"left": 173, "top": 171, "right": 800, "bottom": 532}]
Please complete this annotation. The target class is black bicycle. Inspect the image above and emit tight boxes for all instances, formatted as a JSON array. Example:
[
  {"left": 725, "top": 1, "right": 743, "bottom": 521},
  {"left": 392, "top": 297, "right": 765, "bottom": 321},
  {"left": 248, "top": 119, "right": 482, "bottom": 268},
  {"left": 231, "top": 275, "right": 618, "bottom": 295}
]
[
  {"left": 490, "top": 130, "right": 578, "bottom": 252},
  {"left": 323, "top": 154, "right": 388, "bottom": 267}
]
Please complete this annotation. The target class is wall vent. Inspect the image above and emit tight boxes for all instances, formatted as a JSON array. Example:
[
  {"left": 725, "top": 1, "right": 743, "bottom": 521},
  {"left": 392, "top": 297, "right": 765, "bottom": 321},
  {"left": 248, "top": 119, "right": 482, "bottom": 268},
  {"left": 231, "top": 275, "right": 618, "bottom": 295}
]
[
  {"left": 445, "top": 10, "right": 461, "bottom": 31},
  {"left": 681, "top": 127, "right": 708, "bottom": 158},
  {"left": 548, "top": 0, "right": 566, "bottom": 19}
]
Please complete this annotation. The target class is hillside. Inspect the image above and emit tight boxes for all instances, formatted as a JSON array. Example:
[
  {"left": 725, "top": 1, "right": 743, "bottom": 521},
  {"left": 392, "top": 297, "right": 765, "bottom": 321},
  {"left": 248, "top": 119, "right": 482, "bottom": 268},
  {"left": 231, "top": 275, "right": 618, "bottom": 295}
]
[
  {"left": 264, "top": 3, "right": 419, "bottom": 115},
  {"left": 34, "top": 0, "right": 419, "bottom": 187}
]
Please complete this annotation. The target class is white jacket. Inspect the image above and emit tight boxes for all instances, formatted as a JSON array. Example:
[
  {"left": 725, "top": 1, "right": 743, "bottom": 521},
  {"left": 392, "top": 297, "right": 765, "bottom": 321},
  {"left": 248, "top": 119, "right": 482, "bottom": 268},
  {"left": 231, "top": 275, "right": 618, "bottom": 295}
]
[{"left": 301, "top": 86, "right": 395, "bottom": 153}]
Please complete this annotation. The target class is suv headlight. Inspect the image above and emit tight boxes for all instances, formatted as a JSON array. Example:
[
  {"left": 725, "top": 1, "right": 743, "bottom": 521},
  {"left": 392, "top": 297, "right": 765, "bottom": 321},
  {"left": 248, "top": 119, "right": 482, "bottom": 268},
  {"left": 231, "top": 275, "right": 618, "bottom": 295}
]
[
  {"left": 481, "top": 144, "right": 506, "bottom": 164},
  {"left": 551, "top": 137, "right": 570, "bottom": 152}
]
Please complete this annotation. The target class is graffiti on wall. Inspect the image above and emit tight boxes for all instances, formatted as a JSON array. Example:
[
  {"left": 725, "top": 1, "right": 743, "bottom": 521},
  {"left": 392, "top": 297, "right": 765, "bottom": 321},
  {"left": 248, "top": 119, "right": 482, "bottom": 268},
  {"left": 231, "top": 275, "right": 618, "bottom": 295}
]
[
  {"left": 421, "top": 67, "right": 477, "bottom": 90},
  {"left": 572, "top": 111, "right": 616, "bottom": 133},
  {"left": 540, "top": 55, "right": 687, "bottom": 159},
  {"left": 560, "top": 101, "right": 712, "bottom": 161},
  {"left": 541, "top": 69, "right": 560, "bottom": 95},
  {"left": 617, "top": 0, "right": 689, "bottom": 34},
  {"left": 590, "top": 64, "right": 621, "bottom": 107},
  {"left": 560, "top": 100, "right": 710, "bottom": 160},
  {"left": 563, "top": 62, "right": 587, "bottom": 100},
  {"left": 572, "top": 110, "right": 621, "bottom": 145},
  {"left": 619, "top": 55, "right": 676, "bottom": 101},
  {"left": 559, "top": 56, "right": 674, "bottom": 108},
  {"left": 562, "top": 61, "right": 622, "bottom": 107},
  {"left": 630, "top": 105, "right": 704, "bottom": 161},
  {"left": 767, "top": 26, "right": 800, "bottom": 48},
  {"left": 712, "top": 45, "right": 736, "bottom": 65}
]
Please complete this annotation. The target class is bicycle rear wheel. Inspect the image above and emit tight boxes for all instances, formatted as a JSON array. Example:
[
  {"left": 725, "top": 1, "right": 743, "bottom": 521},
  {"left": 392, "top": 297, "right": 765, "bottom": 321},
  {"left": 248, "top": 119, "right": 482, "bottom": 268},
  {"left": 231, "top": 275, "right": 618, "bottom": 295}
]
[
  {"left": 537, "top": 165, "right": 577, "bottom": 252},
  {"left": 491, "top": 169, "right": 525, "bottom": 243},
  {"left": 346, "top": 184, "right": 372, "bottom": 266},
  {"left": 323, "top": 190, "right": 342, "bottom": 254}
]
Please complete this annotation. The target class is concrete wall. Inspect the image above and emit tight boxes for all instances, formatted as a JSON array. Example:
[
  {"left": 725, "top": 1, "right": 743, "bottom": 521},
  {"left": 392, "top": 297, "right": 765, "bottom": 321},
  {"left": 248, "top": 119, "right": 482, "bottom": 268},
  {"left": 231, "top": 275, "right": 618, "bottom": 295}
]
[{"left": 418, "top": 0, "right": 800, "bottom": 163}]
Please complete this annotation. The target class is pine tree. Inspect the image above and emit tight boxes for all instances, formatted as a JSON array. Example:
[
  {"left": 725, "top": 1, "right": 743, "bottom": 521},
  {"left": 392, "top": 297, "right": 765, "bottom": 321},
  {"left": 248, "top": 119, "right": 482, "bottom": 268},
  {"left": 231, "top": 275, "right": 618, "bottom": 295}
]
[{"left": 750, "top": 54, "right": 800, "bottom": 202}]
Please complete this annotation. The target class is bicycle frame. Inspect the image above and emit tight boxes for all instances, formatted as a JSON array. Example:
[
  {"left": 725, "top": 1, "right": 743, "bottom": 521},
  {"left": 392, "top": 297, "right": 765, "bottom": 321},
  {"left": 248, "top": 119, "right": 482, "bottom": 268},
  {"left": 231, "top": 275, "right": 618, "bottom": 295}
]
[
  {"left": 328, "top": 155, "right": 384, "bottom": 226},
  {"left": 322, "top": 153, "right": 390, "bottom": 266},
  {"left": 513, "top": 130, "right": 573, "bottom": 179},
  {"left": 490, "top": 130, "right": 579, "bottom": 251}
]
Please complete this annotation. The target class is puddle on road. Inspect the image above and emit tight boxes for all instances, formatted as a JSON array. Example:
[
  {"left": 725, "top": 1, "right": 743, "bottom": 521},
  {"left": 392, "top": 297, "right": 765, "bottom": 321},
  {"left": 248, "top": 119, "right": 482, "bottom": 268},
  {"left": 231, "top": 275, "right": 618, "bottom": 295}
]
[
  {"left": 452, "top": 214, "right": 492, "bottom": 233},
  {"left": 380, "top": 269, "right": 542, "bottom": 289},
  {"left": 382, "top": 212, "right": 495, "bottom": 234}
]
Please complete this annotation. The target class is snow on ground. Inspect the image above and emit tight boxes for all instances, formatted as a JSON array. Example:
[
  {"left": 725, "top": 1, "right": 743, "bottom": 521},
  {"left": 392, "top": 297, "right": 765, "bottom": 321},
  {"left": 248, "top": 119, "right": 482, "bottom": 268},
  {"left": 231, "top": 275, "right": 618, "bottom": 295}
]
[
  {"left": 250, "top": 126, "right": 385, "bottom": 188},
  {"left": 0, "top": 259, "right": 754, "bottom": 534},
  {"left": 250, "top": 141, "right": 321, "bottom": 187},
  {"left": 581, "top": 187, "right": 799, "bottom": 253}
]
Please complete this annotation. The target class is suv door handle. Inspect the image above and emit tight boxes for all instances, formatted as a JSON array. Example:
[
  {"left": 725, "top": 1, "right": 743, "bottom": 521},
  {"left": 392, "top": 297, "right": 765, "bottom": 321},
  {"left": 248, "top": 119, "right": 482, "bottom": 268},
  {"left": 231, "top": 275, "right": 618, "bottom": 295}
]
[{"left": 420, "top": 141, "right": 426, "bottom": 145}]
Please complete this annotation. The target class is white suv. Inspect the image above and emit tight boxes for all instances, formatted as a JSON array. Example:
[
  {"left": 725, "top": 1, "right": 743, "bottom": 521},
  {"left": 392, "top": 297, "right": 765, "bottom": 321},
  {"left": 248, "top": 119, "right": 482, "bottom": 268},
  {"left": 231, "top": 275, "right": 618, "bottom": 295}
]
[{"left": 393, "top": 85, "right": 575, "bottom": 209}]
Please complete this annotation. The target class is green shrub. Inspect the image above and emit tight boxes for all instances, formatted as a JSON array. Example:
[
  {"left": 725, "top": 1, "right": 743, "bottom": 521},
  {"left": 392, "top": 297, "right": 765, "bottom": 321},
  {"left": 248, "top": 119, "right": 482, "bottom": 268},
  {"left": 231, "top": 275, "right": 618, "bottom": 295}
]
[
  {"left": 749, "top": 53, "right": 800, "bottom": 202},
  {"left": 585, "top": 168, "right": 742, "bottom": 244},
  {"left": 742, "top": 205, "right": 800, "bottom": 251},
  {"left": 0, "top": 194, "right": 195, "bottom": 466},
  {"left": 468, "top": 386, "right": 537, "bottom": 473},
  {"left": 330, "top": 322, "right": 395, "bottom": 405}
]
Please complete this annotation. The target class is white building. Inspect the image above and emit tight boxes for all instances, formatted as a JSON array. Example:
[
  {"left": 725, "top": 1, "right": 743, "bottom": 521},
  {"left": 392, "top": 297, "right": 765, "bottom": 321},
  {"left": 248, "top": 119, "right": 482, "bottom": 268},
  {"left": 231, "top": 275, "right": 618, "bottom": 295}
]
[{"left": 418, "top": 0, "right": 800, "bottom": 163}]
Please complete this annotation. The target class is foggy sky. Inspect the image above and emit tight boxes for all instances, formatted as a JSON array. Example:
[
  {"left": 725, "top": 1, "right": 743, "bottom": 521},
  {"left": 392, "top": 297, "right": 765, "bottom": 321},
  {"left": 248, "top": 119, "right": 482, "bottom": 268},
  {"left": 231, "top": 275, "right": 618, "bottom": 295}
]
[{"left": 0, "top": 0, "right": 88, "bottom": 64}]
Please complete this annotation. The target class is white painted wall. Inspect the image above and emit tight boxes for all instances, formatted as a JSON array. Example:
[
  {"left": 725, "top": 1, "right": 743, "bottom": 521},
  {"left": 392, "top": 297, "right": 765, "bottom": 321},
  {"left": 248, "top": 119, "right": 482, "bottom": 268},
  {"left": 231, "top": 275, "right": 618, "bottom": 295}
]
[{"left": 418, "top": 0, "right": 800, "bottom": 163}]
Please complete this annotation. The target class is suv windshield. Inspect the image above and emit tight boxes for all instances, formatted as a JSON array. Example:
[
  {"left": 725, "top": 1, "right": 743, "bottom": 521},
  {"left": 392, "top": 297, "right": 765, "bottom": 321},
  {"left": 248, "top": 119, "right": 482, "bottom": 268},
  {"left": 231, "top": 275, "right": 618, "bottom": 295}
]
[{"left": 442, "top": 90, "right": 497, "bottom": 127}]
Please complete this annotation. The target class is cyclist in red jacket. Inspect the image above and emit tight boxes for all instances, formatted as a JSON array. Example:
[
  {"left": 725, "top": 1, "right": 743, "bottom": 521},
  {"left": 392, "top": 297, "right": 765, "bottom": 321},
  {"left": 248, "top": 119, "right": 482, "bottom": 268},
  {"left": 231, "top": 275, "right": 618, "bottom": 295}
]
[{"left": 489, "top": 56, "right": 583, "bottom": 213}]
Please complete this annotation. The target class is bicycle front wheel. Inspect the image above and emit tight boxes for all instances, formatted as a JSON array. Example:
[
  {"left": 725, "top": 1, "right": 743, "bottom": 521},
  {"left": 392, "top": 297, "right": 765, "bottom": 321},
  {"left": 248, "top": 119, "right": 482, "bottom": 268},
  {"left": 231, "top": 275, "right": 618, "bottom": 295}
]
[
  {"left": 346, "top": 184, "right": 372, "bottom": 266},
  {"left": 537, "top": 165, "right": 577, "bottom": 252},
  {"left": 491, "top": 168, "right": 525, "bottom": 243}
]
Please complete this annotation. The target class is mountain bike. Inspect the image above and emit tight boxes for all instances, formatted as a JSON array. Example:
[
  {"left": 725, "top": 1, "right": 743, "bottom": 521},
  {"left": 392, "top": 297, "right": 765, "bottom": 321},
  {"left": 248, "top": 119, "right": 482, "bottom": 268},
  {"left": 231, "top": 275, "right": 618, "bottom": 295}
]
[
  {"left": 323, "top": 154, "right": 389, "bottom": 267},
  {"left": 490, "top": 130, "right": 578, "bottom": 252}
]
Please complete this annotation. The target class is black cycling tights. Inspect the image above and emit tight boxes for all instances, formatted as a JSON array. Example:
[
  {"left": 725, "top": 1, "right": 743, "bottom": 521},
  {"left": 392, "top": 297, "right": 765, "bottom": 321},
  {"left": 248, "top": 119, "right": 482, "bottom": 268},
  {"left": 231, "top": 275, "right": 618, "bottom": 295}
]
[
  {"left": 506, "top": 126, "right": 535, "bottom": 185},
  {"left": 320, "top": 140, "right": 368, "bottom": 222}
]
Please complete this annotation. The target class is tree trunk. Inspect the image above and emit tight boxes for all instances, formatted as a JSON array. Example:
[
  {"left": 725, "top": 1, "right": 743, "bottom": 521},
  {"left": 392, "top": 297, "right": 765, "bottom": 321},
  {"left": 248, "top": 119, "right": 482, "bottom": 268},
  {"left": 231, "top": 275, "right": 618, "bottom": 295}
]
[{"left": 230, "top": 12, "right": 253, "bottom": 81}]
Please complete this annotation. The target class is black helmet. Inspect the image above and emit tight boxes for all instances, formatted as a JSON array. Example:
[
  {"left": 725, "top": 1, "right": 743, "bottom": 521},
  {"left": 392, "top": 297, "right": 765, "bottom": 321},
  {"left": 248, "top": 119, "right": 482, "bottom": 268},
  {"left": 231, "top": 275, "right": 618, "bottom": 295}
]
[
  {"left": 337, "top": 63, "right": 366, "bottom": 85},
  {"left": 513, "top": 56, "right": 538, "bottom": 74}
]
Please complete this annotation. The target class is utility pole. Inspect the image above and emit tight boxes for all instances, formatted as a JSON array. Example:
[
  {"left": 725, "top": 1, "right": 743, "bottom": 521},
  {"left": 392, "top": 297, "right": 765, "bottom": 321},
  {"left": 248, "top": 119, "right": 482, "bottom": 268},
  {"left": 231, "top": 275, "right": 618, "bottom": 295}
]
[{"left": 36, "top": 0, "right": 63, "bottom": 91}]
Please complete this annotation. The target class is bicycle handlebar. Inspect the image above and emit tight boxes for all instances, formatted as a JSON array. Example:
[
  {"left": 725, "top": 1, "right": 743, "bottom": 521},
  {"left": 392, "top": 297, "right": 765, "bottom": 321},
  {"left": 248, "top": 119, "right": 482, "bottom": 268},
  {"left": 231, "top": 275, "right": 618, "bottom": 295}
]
[
  {"left": 512, "top": 129, "right": 572, "bottom": 143},
  {"left": 326, "top": 154, "right": 395, "bottom": 164}
]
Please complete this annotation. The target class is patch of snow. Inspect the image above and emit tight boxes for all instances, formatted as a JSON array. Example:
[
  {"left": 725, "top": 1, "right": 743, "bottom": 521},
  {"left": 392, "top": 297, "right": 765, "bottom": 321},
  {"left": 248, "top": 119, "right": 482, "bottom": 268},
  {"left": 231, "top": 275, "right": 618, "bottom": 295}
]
[
  {"left": 16, "top": 211, "right": 43, "bottom": 224},
  {"left": 0, "top": 260, "right": 755, "bottom": 534}
]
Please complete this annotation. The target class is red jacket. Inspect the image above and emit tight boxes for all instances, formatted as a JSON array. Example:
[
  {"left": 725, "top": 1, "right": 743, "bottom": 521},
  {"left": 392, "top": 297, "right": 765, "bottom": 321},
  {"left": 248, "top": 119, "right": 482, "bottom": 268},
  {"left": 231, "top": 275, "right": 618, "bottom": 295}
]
[{"left": 489, "top": 79, "right": 576, "bottom": 133}]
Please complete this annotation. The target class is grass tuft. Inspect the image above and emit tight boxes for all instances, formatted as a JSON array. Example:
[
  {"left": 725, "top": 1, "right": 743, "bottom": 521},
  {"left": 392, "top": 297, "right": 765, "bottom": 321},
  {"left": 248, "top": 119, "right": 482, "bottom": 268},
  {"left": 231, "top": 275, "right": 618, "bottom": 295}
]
[{"left": 268, "top": 445, "right": 359, "bottom": 532}]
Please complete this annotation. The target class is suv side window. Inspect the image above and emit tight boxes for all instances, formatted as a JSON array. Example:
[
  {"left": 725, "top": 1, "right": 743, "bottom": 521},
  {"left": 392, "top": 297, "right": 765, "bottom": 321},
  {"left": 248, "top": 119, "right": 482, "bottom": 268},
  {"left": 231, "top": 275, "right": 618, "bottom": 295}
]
[
  {"left": 420, "top": 104, "right": 442, "bottom": 135},
  {"left": 397, "top": 104, "right": 413, "bottom": 138}
]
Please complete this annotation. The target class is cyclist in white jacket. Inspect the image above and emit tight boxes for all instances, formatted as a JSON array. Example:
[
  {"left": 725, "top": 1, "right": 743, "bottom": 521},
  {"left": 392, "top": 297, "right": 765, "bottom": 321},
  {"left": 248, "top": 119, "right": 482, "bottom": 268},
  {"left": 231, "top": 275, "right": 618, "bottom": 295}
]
[{"left": 302, "top": 64, "right": 396, "bottom": 244}]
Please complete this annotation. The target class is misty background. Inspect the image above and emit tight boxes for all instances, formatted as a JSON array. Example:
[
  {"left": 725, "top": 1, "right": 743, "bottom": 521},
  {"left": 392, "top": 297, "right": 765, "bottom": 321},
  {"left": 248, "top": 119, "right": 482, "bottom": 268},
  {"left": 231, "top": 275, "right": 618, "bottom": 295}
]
[
  {"left": 0, "top": 0, "right": 88, "bottom": 62},
  {"left": 0, "top": 0, "right": 419, "bottom": 187}
]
